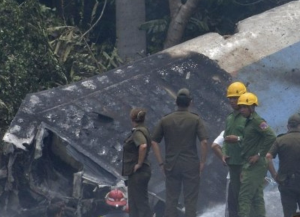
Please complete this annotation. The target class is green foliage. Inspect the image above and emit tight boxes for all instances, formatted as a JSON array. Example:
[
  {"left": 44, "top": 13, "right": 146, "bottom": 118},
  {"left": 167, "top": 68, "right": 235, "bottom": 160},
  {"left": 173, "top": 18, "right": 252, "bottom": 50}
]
[
  {"left": 0, "top": 0, "right": 123, "bottom": 143},
  {"left": 0, "top": 0, "right": 68, "bottom": 138},
  {"left": 144, "top": 0, "right": 169, "bottom": 53},
  {"left": 140, "top": 18, "right": 169, "bottom": 53},
  {"left": 43, "top": 0, "right": 122, "bottom": 81},
  {"left": 47, "top": 25, "right": 122, "bottom": 82},
  {"left": 50, "top": 0, "right": 116, "bottom": 43}
]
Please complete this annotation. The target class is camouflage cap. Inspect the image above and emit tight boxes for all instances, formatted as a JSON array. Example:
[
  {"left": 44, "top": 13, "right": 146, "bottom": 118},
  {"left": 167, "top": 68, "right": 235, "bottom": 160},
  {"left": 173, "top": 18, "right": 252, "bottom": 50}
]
[
  {"left": 288, "top": 113, "right": 300, "bottom": 125},
  {"left": 177, "top": 88, "right": 190, "bottom": 97}
]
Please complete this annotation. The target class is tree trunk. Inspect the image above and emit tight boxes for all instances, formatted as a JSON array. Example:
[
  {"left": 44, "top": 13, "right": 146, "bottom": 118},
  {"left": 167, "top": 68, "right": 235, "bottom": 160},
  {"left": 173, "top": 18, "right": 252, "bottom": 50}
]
[
  {"left": 164, "top": 0, "right": 200, "bottom": 49},
  {"left": 116, "top": 0, "right": 146, "bottom": 62}
]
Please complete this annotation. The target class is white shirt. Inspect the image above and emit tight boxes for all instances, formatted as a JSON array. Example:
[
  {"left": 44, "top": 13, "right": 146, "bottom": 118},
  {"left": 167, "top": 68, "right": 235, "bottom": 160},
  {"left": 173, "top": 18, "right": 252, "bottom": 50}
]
[
  {"left": 212, "top": 131, "right": 229, "bottom": 179},
  {"left": 213, "top": 130, "right": 224, "bottom": 147}
]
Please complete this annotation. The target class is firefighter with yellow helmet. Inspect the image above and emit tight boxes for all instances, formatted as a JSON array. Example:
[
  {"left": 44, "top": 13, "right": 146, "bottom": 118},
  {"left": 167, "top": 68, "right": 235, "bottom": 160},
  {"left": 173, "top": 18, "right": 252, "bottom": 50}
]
[
  {"left": 237, "top": 92, "right": 276, "bottom": 217},
  {"left": 219, "top": 81, "right": 247, "bottom": 217}
]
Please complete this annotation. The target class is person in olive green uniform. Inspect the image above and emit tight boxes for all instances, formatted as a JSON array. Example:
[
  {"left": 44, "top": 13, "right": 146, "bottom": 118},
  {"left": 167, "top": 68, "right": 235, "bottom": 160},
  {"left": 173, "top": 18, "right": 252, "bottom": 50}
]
[
  {"left": 222, "top": 82, "right": 247, "bottom": 217},
  {"left": 151, "top": 88, "right": 208, "bottom": 217},
  {"left": 122, "top": 108, "right": 152, "bottom": 217},
  {"left": 237, "top": 92, "right": 276, "bottom": 217},
  {"left": 267, "top": 113, "right": 300, "bottom": 217}
]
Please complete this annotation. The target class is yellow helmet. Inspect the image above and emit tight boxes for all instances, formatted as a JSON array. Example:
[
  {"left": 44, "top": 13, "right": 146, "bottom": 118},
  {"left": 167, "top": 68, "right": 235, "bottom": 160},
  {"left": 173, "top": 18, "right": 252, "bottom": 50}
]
[
  {"left": 237, "top": 92, "right": 259, "bottom": 106},
  {"left": 226, "top": 82, "right": 247, "bottom": 97}
]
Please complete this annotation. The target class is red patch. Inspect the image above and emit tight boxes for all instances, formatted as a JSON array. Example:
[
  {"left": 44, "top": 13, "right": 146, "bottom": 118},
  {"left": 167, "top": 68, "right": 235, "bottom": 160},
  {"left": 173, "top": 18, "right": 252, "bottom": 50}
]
[{"left": 259, "top": 122, "right": 268, "bottom": 130}]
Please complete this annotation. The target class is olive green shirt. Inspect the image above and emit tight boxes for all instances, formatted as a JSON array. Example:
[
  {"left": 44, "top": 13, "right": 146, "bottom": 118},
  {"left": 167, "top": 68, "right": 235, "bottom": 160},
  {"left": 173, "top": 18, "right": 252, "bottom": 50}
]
[
  {"left": 268, "top": 130, "right": 300, "bottom": 176},
  {"left": 241, "top": 112, "right": 276, "bottom": 160},
  {"left": 132, "top": 124, "right": 152, "bottom": 165},
  {"left": 222, "top": 111, "right": 246, "bottom": 165},
  {"left": 152, "top": 108, "right": 208, "bottom": 169},
  {"left": 122, "top": 124, "right": 151, "bottom": 176},
  {"left": 133, "top": 131, "right": 147, "bottom": 147}
]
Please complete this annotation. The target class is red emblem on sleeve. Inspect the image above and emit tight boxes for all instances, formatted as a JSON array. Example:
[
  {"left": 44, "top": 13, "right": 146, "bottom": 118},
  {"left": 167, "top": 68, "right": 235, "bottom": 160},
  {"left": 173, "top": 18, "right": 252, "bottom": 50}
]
[{"left": 259, "top": 122, "right": 268, "bottom": 130}]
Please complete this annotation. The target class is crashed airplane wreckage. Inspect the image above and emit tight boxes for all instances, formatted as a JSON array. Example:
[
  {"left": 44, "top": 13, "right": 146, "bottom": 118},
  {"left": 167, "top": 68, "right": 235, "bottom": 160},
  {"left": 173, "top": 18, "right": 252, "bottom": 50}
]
[
  {"left": 1, "top": 50, "right": 230, "bottom": 217},
  {"left": 2, "top": 1, "right": 300, "bottom": 217}
]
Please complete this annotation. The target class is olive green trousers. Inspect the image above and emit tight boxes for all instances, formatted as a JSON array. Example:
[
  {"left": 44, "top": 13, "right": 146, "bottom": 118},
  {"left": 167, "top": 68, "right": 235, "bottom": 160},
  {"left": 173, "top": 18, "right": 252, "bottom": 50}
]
[{"left": 238, "top": 158, "right": 268, "bottom": 217}]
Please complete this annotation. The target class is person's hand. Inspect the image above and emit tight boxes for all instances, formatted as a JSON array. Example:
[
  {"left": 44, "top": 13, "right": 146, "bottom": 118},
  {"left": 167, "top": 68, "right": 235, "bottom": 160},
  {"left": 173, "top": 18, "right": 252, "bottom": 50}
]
[
  {"left": 248, "top": 155, "right": 260, "bottom": 164},
  {"left": 133, "top": 163, "right": 142, "bottom": 172},
  {"left": 225, "top": 135, "right": 239, "bottom": 143},
  {"left": 222, "top": 155, "right": 230, "bottom": 166}
]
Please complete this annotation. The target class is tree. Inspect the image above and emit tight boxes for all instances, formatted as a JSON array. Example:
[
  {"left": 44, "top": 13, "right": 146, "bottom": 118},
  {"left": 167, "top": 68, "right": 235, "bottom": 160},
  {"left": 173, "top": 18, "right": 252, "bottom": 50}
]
[
  {"left": 143, "top": 0, "right": 294, "bottom": 51},
  {"left": 0, "top": 0, "right": 123, "bottom": 149},
  {"left": 164, "top": 0, "right": 200, "bottom": 49},
  {"left": 116, "top": 0, "right": 146, "bottom": 61},
  {"left": 0, "top": 0, "right": 68, "bottom": 135}
]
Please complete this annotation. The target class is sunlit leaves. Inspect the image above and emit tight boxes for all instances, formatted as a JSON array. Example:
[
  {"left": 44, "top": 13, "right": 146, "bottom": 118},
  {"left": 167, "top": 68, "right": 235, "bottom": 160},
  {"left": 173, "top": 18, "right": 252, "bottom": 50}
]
[{"left": 47, "top": 25, "right": 123, "bottom": 82}]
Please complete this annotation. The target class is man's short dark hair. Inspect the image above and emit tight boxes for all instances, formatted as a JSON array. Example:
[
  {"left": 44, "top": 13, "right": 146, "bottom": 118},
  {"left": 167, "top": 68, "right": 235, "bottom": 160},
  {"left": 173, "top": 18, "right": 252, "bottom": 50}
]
[{"left": 176, "top": 95, "right": 191, "bottom": 107}]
